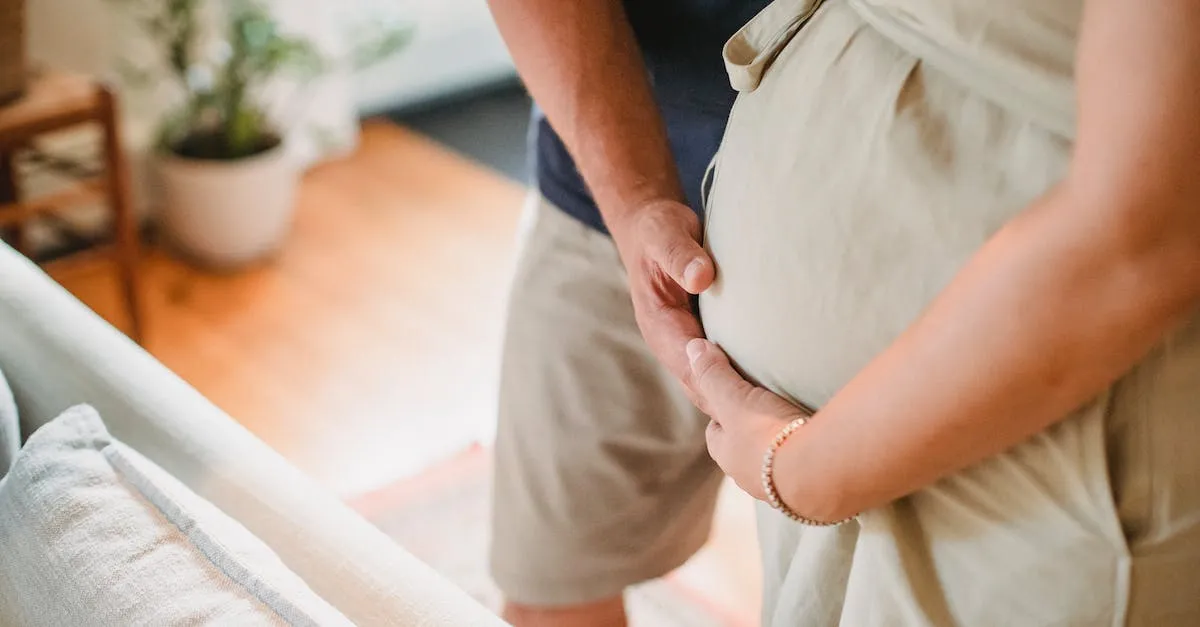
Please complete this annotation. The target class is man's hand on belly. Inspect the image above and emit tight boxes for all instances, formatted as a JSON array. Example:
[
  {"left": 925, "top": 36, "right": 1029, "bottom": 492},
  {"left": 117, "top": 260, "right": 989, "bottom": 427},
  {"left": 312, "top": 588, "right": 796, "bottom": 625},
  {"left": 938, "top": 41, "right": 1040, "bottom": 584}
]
[
  {"left": 609, "top": 199, "right": 715, "bottom": 404},
  {"left": 487, "top": 0, "right": 712, "bottom": 397}
]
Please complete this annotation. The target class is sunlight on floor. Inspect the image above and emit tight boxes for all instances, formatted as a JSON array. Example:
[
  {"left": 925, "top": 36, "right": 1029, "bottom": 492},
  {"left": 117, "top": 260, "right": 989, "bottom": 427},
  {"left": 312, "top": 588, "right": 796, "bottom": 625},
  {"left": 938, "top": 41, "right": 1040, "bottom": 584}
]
[{"left": 50, "top": 120, "right": 763, "bottom": 626}]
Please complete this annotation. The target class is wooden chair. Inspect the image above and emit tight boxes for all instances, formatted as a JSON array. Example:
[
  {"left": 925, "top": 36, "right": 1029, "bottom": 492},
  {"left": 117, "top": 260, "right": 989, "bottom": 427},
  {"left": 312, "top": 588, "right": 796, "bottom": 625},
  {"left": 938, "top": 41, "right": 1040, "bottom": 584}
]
[{"left": 0, "top": 70, "right": 143, "bottom": 342}]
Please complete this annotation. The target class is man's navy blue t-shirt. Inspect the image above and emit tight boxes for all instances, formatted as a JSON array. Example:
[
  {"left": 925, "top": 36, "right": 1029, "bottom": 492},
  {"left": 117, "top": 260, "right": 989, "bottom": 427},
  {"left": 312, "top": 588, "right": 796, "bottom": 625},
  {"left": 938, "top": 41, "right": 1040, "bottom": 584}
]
[{"left": 533, "top": 1, "right": 770, "bottom": 234}]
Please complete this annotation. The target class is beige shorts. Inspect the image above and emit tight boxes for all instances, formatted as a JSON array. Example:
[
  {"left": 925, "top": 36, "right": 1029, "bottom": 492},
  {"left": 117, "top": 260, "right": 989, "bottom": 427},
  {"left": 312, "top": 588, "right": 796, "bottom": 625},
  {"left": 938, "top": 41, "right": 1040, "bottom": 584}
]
[
  {"left": 702, "top": 0, "right": 1200, "bottom": 625},
  {"left": 489, "top": 196, "right": 723, "bottom": 606}
]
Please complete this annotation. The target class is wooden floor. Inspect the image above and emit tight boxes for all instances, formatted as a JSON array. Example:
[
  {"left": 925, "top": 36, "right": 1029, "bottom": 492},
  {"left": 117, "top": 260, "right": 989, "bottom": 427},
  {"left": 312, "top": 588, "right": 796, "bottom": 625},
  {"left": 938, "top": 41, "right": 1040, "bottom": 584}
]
[
  {"left": 51, "top": 122, "right": 525, "bottom": 495},
  {"left": 49, "top": 120, "right": 761, "bottom": 624}
]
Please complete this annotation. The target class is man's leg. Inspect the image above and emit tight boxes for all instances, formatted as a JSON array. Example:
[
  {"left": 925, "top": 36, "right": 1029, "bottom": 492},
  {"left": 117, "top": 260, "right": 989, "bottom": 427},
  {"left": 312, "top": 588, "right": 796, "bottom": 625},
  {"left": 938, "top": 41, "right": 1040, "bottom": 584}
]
[{"left": 490, "top": 196, "right": 722, "bottom": 626}]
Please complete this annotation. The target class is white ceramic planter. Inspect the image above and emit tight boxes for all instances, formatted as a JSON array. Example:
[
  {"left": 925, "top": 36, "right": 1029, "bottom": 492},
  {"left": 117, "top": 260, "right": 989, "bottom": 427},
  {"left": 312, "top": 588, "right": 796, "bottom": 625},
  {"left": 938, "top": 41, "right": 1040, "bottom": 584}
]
[{"left": 157, "top": 145, "right": 298, "bottom": 269}]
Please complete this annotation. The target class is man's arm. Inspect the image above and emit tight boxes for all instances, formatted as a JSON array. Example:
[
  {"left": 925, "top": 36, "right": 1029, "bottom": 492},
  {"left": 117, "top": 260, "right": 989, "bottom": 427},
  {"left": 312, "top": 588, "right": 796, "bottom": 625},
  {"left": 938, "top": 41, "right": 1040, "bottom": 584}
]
[
  {"left": 487, "top": 0, "right": 716, "bottom": 387},
  {"left": 774, "top": 0, "right": 1200, "bottom": 521},
  {"left": 487, "top": 0, "right": 679, "bottom": 221}
]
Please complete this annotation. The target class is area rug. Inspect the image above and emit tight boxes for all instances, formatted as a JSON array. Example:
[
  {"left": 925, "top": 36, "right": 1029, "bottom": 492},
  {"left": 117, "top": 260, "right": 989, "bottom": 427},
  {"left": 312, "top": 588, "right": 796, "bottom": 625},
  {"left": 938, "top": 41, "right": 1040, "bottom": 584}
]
[{"left": 348, "top": 445, "right": 740, "bottom": 627}]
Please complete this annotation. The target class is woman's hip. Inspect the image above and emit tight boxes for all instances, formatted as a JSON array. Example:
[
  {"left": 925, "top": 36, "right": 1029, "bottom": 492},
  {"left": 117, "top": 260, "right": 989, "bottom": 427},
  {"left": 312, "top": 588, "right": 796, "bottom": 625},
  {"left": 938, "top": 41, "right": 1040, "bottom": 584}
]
[{"left": 704, "top": 1, "right": 1200, "bottom": 623}]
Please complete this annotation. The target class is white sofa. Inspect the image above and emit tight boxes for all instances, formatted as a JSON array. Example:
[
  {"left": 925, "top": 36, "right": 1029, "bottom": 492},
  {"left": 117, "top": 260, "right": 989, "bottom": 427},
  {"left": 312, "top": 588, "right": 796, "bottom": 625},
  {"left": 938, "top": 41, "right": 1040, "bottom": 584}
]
[{"left": 0, "top": 241, "right": 505, "bottom": 626}]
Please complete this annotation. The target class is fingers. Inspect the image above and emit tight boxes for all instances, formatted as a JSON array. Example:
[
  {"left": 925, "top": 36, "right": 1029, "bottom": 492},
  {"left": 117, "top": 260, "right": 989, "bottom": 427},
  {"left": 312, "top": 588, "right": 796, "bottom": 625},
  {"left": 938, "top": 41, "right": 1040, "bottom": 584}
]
[
  {"left": 642, "top": 305, "right": 705, "bottom": 393},
  {"left": 706, "top": 419, "right": 751, "bottom": 499},
  {"left": 675, "top": 243, "right": 716, "bottom": 295},
  {"left": 687, "top": 339, "right": 755, "bottom": 414},
  {"left": 642, "top": 209, "right": 715, "bottom": 295},
  {"left": 705, "top": 418, "right": 726, "bottom": 467}
]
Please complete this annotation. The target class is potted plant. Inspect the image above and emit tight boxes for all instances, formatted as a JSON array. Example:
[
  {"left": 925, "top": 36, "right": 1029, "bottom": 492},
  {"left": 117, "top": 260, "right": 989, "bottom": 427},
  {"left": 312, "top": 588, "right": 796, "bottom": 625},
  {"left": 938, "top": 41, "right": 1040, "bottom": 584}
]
[{"left": 113, "top": 0, "right": 410, "bottom": 268}]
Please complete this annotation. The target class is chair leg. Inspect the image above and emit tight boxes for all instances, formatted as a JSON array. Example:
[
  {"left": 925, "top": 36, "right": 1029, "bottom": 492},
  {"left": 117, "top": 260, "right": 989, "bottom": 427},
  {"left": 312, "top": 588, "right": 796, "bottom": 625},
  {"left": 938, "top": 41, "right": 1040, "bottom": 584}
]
[
  {"left": 98, "top": 86, "right": 145, "bottom": 344},
  {"left": 0, "top": 149, "right": 27, "bottom": 255}
]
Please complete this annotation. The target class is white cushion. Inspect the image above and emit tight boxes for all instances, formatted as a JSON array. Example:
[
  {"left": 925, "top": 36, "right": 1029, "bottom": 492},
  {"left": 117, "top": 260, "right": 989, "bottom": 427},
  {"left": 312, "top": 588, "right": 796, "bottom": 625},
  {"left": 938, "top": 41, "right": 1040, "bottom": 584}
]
[
  {"left": 0, "top": 405, "right": 354, "bottom": 626},
  {"left": 0, "top": 367, "right": 16, "bottom": 479},
  {"left": 0, "top": 243, "right": 505, "bottom": 626}
]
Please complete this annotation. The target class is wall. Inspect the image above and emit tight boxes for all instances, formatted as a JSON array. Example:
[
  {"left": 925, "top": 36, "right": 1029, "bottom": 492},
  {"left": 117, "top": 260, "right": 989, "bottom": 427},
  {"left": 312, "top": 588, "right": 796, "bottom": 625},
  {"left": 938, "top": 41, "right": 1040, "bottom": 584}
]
[
  {"left": 26, "top": 0, "right": 114, "bottom": 79},
  {"left": 352, "top": 1, "right": 515, "bottom": 115},
  {"left": 27, "top": 0, "right": 514, "bottom": 150},
  {"left": 20, "top": 0, "right": 513, "bottom": 240}
]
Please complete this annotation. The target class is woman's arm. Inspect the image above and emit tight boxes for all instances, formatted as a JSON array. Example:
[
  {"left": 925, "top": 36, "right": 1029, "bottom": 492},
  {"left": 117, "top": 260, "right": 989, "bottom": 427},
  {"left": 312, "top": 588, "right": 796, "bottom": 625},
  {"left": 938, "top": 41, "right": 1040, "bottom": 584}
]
[{"left": 773, "top": 0, "right": 1200, "bottom": 522}]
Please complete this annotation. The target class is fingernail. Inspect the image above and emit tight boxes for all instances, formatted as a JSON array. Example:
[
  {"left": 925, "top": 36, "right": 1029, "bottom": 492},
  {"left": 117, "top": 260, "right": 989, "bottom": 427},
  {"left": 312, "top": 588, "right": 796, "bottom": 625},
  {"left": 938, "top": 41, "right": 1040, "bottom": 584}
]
[
  {"left": 686, "top": 338, "right": 707, "bottom": 365},
  {"left": 683, "top": 259, "right": 705, "bottom": 288}
]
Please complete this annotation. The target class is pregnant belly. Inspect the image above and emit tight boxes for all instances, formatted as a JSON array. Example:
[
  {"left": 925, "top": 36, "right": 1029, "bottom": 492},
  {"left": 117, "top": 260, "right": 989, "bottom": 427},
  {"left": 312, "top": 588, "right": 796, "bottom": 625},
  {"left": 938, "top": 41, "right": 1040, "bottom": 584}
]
[
  {"left": 699, "top": 4, "right": 1153, "bottom": 624},
  {"left": 697, "top": 5, "right": 1069, "bottom": 407}
]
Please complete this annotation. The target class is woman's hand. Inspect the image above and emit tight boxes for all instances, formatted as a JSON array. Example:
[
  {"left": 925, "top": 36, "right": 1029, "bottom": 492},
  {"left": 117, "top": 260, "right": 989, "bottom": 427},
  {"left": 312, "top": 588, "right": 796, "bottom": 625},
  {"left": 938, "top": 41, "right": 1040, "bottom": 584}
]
[
  {"left": 687, "top": 338, "right": 807, "bottom": 501},
  {"left": 682, "top": 0, "right": 1200, "bottom": 525}
]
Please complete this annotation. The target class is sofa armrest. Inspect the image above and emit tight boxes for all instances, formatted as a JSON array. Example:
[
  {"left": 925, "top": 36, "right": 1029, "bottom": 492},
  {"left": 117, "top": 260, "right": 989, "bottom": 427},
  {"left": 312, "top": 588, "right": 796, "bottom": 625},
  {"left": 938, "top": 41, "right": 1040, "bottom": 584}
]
[{"left": 0, "top": 244, "right": 505, "bottom": 626}]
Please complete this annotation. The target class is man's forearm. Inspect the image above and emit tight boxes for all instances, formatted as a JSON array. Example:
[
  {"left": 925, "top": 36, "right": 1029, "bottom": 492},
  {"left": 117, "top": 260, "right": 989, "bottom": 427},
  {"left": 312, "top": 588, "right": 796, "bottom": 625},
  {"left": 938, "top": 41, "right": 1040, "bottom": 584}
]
[{"left": 486, "top": 0, "right": 683, "bottom": 223}]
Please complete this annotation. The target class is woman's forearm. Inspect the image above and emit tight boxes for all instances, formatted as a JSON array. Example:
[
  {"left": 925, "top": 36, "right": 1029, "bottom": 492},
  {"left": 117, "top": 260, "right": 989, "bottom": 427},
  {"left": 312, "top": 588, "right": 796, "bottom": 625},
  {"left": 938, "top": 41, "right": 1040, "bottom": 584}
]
[
  {"left": 775, "top": 184, "right": 1200, "bottom": 521},
  {"left": 774, "top": 0, "right": 1200, "bottom": 522}
]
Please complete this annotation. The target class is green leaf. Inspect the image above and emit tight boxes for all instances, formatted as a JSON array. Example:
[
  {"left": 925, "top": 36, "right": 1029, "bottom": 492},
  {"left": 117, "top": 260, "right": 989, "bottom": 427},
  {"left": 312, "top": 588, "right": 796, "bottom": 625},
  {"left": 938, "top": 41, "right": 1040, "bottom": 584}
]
[
  {"left": 227, "top": 103, "right": 269, "bottom": 158},
  {"left": 350, "top": 23, "right": 414, "bottom": 71},
  {"left": 111, "top": 0, "right": 336, "bottom": 160}
]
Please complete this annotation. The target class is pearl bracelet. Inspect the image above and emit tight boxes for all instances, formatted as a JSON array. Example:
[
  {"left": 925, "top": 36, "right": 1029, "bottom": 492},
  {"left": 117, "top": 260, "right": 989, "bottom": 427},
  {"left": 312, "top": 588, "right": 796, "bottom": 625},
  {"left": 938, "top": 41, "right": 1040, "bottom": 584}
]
[{"left": 761, "top": 415, "right": 857, "bottom": 526}]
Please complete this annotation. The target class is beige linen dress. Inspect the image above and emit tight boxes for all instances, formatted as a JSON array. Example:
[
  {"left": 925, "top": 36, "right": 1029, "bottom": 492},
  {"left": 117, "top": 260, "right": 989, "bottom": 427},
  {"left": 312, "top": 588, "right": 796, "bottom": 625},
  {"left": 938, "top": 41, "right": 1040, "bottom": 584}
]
[{"left": 699, "top": 1, "right": 1200, "bottom": 624}]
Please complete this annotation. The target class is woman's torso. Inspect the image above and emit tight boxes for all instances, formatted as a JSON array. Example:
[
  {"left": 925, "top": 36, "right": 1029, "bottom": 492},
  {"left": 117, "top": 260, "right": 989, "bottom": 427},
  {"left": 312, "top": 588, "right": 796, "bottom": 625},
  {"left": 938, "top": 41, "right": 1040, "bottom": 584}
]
[{"left": 699, "top": 1, "right": 1200, "bottom": 624}]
